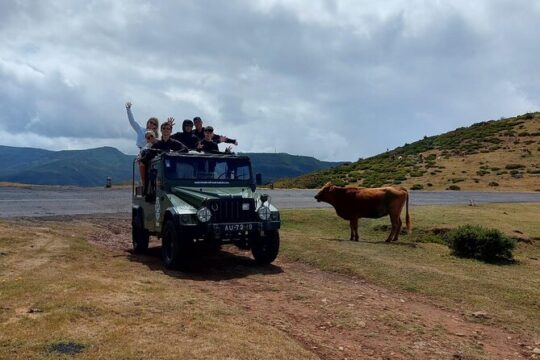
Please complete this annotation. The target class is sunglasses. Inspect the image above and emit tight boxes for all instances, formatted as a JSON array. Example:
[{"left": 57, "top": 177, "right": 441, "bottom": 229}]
[
  {"left": 204, "top": 129, "right": 213, "bottom": 133},
  {"left": 145, "top": 135, "right": 154, "bottom": 139},
  {"left": 162, "top": 127, "right": 172, "bottom": 131}
]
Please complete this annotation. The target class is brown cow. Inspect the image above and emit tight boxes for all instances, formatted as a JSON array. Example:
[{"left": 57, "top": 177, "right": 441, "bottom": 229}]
[{"left": 314, "top": 182, "right": 411, "bottom": 242}]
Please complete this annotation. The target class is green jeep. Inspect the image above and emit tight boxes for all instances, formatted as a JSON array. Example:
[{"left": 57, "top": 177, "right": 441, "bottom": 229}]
[{"left": 131, "top": 151, "right": 280, "bottom": 269}]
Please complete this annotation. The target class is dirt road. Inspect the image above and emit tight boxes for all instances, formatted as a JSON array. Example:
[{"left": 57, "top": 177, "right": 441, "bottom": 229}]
[{"left": 87, "top": 215, "right": 533, "bottom": 359}]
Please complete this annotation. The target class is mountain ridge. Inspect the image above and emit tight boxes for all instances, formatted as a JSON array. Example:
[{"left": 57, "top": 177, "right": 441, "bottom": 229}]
[
  {"left": 274, "top": 112, "right": 540, "bottom": 191},
  {"left": 0, "top": 145, "right": 342, "bottom": 187}
]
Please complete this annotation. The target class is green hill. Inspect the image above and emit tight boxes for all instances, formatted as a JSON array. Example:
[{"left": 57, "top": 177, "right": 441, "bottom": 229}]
[
  {"left": 0, "top": 146, "right": 341, "bottom": 187},
  {"left": 274, "top": 112, "right": 540, "bottom": 191},
  {"left": 242, "top": 153, "right": 342, "bottom": 184},
  {"left": 0, "top": 146, "right": 135, "bottom": 187}
]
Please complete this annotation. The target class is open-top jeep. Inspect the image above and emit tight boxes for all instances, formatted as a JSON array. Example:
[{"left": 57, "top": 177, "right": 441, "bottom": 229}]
[{"left": 132, "top": 151, "right": 280, "bottom": 268}]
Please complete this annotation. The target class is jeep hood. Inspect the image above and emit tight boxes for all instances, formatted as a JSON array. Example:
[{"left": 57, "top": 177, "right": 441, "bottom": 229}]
[{"left": 171, "top": 186, "right": 254, "bottom": 208}]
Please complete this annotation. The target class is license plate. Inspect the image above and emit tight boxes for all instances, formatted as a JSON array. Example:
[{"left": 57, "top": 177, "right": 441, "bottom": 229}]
[{"left": 223, "top": 223, "right": 253, "bottom": 232}]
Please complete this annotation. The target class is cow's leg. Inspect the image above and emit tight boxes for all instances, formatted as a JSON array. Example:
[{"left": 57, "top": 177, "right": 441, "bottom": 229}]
[
  {"left": 349, "top": 220, "right": 355, "bottom": 241},
  {"left": 351, "top": 218, "right": 359, "bottom": 241},
  {"left": 392, "top": 217, "right": 402, "bottom": 241},
  {"left": 386, "top": 214, "right": 397, "bottom": 242}
]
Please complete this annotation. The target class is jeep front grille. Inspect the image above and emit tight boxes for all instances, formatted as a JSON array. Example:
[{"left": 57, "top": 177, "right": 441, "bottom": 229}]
[{"left": 206, "top": 198, "right": 257, "bottom": 222}]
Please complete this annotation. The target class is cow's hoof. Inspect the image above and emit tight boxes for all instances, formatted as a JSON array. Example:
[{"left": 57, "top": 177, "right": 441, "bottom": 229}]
[
  {"left": 385, "top": 239, "right": 392, "bottom": 243},
  {"left": 354, "top": 238, "right": 359, "bottom": 242}
]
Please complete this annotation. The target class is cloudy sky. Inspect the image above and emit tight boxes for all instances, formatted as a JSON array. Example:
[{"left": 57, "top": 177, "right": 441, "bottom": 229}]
[{"left": 1, "top": 0, "right": 538, "bottom": 161}]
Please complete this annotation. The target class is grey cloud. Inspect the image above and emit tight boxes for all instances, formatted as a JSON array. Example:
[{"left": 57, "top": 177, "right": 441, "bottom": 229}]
[{"left": 0, "top": 0, "right": 539, "bottom": 160}]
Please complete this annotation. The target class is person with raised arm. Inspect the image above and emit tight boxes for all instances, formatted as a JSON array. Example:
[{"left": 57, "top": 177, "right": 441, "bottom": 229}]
[
  {"left": 193, "top": 116, "right": 238, "bottom": 146},
  {"left": 125, "top": 102, "right": 160, "bottom": 149},
  {"left": 197, "top": 126, "right": 219, "bottom": 153}
]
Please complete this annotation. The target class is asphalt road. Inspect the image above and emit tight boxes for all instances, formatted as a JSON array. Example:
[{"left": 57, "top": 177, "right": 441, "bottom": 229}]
[{"left": 0, "top": 187, "right": 539, "bottom": 218}]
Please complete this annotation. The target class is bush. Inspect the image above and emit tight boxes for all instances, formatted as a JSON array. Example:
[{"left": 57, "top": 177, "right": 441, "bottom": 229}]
[
  {"left": 476, "top": 169, "right": 489, "bottom": 176},
  {"left": 411, "top": 184, "right": 424, "bottom": 190},
  {"left": 447, "top": 185, "right": 461, "bottom": 191},
  {"left": 505, "top": 163, "right": 526, "bottom": 170},
  {"left": 446, "top": 225, "right": 516, "bottom": 262},
  {"left": 488, "top": 181, "right": 499, "bottom": 187}
]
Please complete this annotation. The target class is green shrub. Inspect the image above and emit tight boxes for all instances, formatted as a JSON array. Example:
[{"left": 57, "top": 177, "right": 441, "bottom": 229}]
[
  {"left": 446, "top": 225, "right": 516, "bottom": 262},
  {"left": 411, "top": 184, "right": 424, "bottom": 190},
  {"left": 488, "top": 181, "right": 499, "bottom": 187},
  {"left": 476, "top": 169, "right": 489, "bottom": 176},
  {"left": 505, "top": 164, "right": 526, "bottom": 170},
  {"left": 427, "top": 183, "right": 433, "bottom": 187},
  {"left": 447, "top": 185, "right": 461, "bottom": 191}
]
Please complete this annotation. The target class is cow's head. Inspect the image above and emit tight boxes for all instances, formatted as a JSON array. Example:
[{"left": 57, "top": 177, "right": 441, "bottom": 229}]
[{"left": 314, "top": 182, "right": 334, "bottom": 202}]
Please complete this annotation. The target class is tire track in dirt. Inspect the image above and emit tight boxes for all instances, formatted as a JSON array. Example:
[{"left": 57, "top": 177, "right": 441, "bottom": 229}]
[{"left": 85, "top": 215, "right": 532, "bottom": 359}]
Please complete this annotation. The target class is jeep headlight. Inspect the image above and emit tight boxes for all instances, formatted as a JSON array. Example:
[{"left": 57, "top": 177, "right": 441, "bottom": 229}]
[
  {"left": 257, "top": 206, "right": 271, "bottom": 221},
  {"left": 196, "top": 207, "right": 212, "bottom": 223}
]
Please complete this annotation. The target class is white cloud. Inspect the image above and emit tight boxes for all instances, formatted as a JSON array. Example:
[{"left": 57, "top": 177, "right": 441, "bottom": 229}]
[{"left": 0, "top": 0, "right": 539, "bottom": 161}]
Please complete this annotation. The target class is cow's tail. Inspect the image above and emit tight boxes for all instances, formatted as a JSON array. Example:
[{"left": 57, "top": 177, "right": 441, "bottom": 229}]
[{"left": 405, "top": 190, "right": 412, "bottom": 234}]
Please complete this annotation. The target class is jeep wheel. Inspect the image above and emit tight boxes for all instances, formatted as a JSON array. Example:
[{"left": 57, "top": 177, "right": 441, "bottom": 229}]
[
  {"left": 251, "top": 230, "right": 280, "bottom": 265},
  {"left": 162, "top": 220, "right": 189, "bottom": 269},
  {"left": 132, "top": 212, "right": 149, "bottom": 254}
]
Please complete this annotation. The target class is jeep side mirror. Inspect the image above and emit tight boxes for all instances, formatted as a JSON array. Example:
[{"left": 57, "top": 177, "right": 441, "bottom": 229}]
[{"left": 255, "top": 173, "right": 262, "bottom": 185}]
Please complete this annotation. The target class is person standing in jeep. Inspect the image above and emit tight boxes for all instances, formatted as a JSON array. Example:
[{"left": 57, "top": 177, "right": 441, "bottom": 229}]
[
  {"left": 193, "top": 116, "right": 238, "bottom": 146},
  {"left": 197, "top": 126, "right": 219, "bottom": 153},
  {"left": 171, "top": 119, "right": 199, "bottom": 150},
  {"left": 152, "top": 121, "right": 188, "bottom": 152}
]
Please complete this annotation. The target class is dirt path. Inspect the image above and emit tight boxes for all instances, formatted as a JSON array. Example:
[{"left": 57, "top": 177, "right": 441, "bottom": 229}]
[{"left": 86, "top": 215, "right": 534, "bottom": 359}]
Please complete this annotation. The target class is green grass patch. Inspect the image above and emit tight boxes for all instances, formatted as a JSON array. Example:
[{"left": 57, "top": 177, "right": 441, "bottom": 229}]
[{"left": 280, "top": 203, "right": 540, "bottom": 337}]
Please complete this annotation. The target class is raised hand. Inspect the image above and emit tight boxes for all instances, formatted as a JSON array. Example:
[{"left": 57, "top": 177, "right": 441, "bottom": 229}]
[
  {"left": 167, "top": 117, "right": 175, "bottom": 127},
  {"left": 125, "top": 101, "right": 132, "bottom": 109}
]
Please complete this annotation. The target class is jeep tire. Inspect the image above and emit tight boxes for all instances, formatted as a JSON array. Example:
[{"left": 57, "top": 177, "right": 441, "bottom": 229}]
[
  {"left": 251, "top": 230, "right": 280, "bottom": 265},
  {"left": 132, "top": 211, "right": 149, "bottom": 254},
  {"left": 162, "top": 219, "right": 189, "bottom": 269}
]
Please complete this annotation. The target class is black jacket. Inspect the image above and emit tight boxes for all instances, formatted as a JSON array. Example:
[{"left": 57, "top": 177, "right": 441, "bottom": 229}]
[
  {"left": 151, "top": 138, "right": 188, "bottom": 152},
  {"left": 194, "top": 129, "right": 236, "bottom": 144},
  {"left": 171, "top": 132, "right": 199, "bottom": 150},
  {"left": 198, "top": 139, "right": 219, "bottom": 153}
]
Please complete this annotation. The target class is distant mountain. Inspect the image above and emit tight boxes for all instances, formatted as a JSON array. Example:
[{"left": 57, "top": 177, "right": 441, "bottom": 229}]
[
  {"left": 274, "top": 112, "right": 540, "bottom": 191},
  {"left": 0, "top": 146, "right": 135, "bottom": 187},
  {"left": 0, "top": 146, "right": 342, "bottom": 187},
  {"left": 242, "top": 153, "right": 343, "bottom": 184}
]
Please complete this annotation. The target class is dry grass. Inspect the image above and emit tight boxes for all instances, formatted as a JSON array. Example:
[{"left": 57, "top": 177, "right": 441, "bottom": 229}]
[
  {"left": 1, "top": 204, "right": 539, "bottom": 358},
  {"left": 280, "top": 203, "right": 540, "bottom": 338},
  {"left": 0, "top": 219, "right": 315, "bottom": 360}
]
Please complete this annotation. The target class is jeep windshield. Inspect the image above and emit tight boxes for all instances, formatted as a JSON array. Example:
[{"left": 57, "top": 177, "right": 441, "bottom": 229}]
[{"left": 163, "top": 155, "right": 253, "bottom": 186}]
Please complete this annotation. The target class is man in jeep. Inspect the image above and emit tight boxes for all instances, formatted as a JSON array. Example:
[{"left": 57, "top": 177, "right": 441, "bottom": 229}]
[
  {"left": 197, "top": 126, "right": 219, "bottom": 153},
  {"left": 152, "top": 121, "right": 188, "bottom": 152}
]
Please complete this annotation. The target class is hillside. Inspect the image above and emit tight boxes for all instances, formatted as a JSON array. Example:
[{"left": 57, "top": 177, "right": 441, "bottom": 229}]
[
  {"left": 0, "top": 146, "right": 135, "bottom": 187},
  {"left": 0, "top": 146, "right": 341, "bottom": 187},
  {"left": 241, "top": 153, "right": 342, "bottom": 183},
  {"left": 274, "top": 112, "right": 540, "bottom": 191}
]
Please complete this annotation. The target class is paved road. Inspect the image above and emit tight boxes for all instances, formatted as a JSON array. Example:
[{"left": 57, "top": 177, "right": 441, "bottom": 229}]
[{"left": 0, "top": 187, "right": 539, "bottom": 218}]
